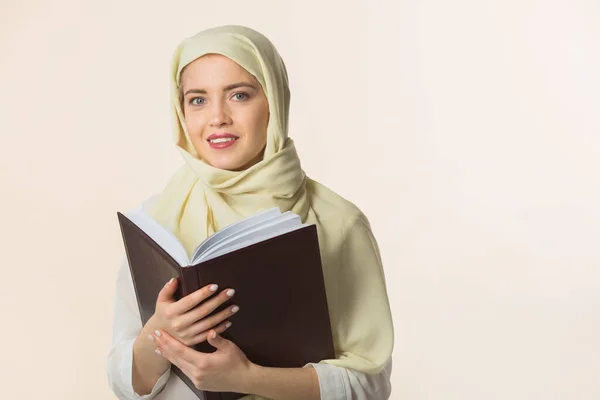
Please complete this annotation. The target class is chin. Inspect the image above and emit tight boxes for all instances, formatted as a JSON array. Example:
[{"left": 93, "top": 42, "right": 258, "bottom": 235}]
[
  {"left": 197, "top": 145, "right": 264, "bottom": 171},
  {"left": 206, "top": 157, "right": 246, "bottom": 171}
]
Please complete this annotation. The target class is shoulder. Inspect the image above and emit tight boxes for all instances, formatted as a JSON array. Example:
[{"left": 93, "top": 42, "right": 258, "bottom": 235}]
[
  {"left": 132, "top": 194, "right": 160, "bottom": 214},
  {"left": 306, "top": 178, "right": 371, "bottom": 235}
]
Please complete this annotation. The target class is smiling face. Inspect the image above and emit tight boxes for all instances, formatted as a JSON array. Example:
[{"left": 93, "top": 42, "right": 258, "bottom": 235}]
[{"left": 179, "top": 54, "right": 270, "bottom": 171}]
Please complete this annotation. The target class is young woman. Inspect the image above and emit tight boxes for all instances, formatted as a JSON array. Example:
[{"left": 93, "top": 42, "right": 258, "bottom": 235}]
[{"left": 107, "top": 25, "right": 394, "bottom": 400}]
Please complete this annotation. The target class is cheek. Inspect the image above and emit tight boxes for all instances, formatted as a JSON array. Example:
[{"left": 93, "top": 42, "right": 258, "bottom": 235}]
[
  {"left": 252, "top": 111, "right": 268, "bottom": 131},
  {"left": 248, "top": 103, "right": 269, "bottom": 138},
  {"left": 261, "top": 108, "right": 270, "bottom": 130},
  {"left": 184, "top": 114, "right": 205, "bottom": 137},
  {"left": 248, "top": 113, "right": 268, "bottom": 144}
]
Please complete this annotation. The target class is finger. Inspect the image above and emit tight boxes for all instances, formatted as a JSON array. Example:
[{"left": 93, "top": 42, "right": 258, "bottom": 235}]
[
  {"left": 190, "top": 320, "right": 232, "bottom": 346},
  {"left": 172, "top": 284, "right": 220, "bottom": 315},
  {"left": 186, "top": 304, "right": 239, "bottom": 338},
  {"left": 206, "top": 330, "right": 230, "bottom": 351},
  {"left": 183, "top": 288, "right": 236, "bottom": 325},
  {"left": 156, "top": 277, "right": 178, "bottom": 304},
  {"left": 153, "top": 329, "right": 202, "bottom": 365},
  {"left": 155, "top": 341, "right": 195, "bottom": 376}
]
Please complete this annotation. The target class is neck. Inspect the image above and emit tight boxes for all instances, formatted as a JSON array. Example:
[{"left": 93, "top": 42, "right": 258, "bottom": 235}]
[{"left": 232, "top": 146, "right": 266, "bottom": 172}]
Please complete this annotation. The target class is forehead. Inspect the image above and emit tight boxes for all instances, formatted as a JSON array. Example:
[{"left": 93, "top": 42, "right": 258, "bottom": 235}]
[{"left": 180, "top": 54, "right": 257, "bottom": 88}]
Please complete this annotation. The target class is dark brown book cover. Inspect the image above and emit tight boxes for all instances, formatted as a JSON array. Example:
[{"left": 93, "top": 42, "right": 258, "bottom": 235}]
[{"left": 117, "top": 212, "right": 335, "bottom": 400}]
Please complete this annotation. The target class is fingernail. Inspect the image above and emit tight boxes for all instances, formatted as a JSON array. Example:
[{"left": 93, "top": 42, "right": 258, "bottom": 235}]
[
  {"left": 147, "top": 334, "right": 154, "bottom": 341},
  {"left": 154, "top": 330, "right": 162, "bottom": 337},
  {"left": 167, "top": 278, "right": 174, "bottom": 285},
  {"left": 226, "top": 289, "right": 235, "bottom": 297},
  {"left": 211, "top": 331, "right": 217, "bottom": 339},
  {"left": 155, "top": 349, "right": 162, "bottom": 355},
  {"left": 209, "top": 284, "right": 218, "bottom": 292},
  {"left": 231, "top": 306, "right": 239, "bottom": 313},
  {"left": 225, "top": 322, "right": 232, "bottom": 328}
]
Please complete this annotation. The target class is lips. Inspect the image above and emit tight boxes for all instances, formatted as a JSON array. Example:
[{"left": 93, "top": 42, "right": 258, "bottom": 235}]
[
  {"left": 207, "top": 132, "right": 240, "bottom": 150},
  {"left": 207, "top": 133, "right": 239, "bottom": 142}
]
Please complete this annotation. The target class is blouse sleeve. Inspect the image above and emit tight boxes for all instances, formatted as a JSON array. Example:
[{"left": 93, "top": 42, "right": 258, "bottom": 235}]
[
  {"left": 106, "top": 255, "right": 172, "bottom": 399},
  {"left": 107, "top": 195, "right": 171, "bottom": 399},
  {"left": 303, "top": 359, "right": 393, "bottom": 399}
]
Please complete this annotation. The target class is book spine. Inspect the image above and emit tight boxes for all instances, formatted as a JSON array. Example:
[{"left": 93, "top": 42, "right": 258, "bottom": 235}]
[{"left": 176, "top": 266, "right": 200, "bottom": 300}]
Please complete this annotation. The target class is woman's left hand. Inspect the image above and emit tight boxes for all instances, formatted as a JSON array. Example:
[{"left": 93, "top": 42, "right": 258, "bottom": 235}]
[{"left": 149, "top": 328, "right": 253, "bottom": 393}]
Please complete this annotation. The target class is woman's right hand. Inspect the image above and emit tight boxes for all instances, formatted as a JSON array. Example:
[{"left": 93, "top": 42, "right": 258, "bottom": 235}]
[{"left": 149, "top": 278, "right": 239, "bottom": 347}]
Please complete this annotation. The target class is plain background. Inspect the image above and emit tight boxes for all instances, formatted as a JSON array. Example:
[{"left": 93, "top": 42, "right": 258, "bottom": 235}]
[{"left": 1, "top": 0, "right": 599, "bottom": 399}]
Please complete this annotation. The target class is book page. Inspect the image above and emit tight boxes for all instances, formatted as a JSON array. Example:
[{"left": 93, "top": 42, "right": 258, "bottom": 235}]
[
  {"left": 125, "top": 210, "right": 190, "bottom": 267},
  {"left": 191, "top": 207, "right": 282, "bottom": 261},
  {"left": 193, "top": 211, "right": 295, "bottom": 261},
  {"left": 194, "top": 215, "right": 303, "bottom": 263},
  {"left": 196, "top": 224, "right": 311, "bottom": 263}
]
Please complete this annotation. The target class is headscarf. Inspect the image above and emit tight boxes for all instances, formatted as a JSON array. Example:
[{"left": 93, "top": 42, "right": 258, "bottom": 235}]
[
  {"left": 148, "top": 26, "right": 393, "bottom": 392},
  {"left": 149, "top": 25, "right": 308, "bottom": 254}
]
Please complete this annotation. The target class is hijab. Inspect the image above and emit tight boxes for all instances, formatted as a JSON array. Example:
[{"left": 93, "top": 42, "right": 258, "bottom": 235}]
[{"left": 148, "top": 26, "right": 393, "bottom": 386}]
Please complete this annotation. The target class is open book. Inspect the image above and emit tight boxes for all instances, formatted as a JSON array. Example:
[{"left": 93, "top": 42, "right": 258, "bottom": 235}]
[
  {"left": 117, "top": 207, "right": 335, "bottom": 400},
  {"left": 124, "top": 207, "right": 309, "bottom": 266}
]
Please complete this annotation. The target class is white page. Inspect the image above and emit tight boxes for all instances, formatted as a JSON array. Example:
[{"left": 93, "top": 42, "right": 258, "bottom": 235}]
[
  {"left": 191, "top": 207, "right": 282, "bottom": 261},
  {"left": 192, "top": 211, "right": 295, "bottom": 263},
  {"left": 196, "top": 215, "right": 302, "bottom": 263},
  {"left": 125, "top": 210, "right": 190, "bottom": 267},
  {"left": 197, "top": 213, "right": 301, "bottom": 262},
  {"left": 198, "top": 223, "right": 310, "bottom": 263}
]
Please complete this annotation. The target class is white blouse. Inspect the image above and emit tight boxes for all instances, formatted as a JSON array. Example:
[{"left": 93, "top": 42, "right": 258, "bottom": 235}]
[{"left": 106, "top": 198, "right": 392, "bottom": 400}]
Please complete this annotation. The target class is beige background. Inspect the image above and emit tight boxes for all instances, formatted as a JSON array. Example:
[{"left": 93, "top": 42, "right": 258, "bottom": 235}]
[{"left": 1, "top": 0, "right": 599, "bottom": 399}]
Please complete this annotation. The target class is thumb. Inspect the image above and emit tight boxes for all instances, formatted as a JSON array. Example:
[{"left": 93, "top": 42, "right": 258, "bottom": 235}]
[
  {"left": 156, "top": 277, "right": 178, "bottom": 303},
  {"left": 207, "top": 330, "right": 229, "bottom": 350}
]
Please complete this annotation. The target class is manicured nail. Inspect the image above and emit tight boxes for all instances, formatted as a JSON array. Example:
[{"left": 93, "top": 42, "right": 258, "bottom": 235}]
[
  {"left": 225, "top": 322, "right": 232, "bottom": 328},
  {"left": 167, "top": 278, "right": 174, "bottom": 285},
  {"left": 211, "top": 331, "right": 217, "bottom": 339},
  {"left": 226, "top": 289, "right": 235, "bottom": 297},
  {"left": 154, "top": 330, "right": 161, "bottom": 337},
  {"left": 209, "top": 284, "right": 218, "bottom": 292},
  {"left": 147, "top": 334, "right": 154, "bottom": 341},
  {"left": 155, "top": 349, "right": 162, "bottom": 355},
  {"left": 231, "top": 306, "right": 239, "bottom": 313}
]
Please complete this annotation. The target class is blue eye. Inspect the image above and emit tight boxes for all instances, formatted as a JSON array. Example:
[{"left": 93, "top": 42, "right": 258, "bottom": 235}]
[
  {"left": 189, "top": 97, "right": 205, "bottom": 105},
  {"left": 232, "top": 93, "right": 249, "bottom": 101}
]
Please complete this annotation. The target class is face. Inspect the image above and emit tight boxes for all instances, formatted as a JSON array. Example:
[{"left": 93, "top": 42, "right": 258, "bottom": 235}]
[{"left": 180, "top": 54, "right": 270, "bottom": 171}]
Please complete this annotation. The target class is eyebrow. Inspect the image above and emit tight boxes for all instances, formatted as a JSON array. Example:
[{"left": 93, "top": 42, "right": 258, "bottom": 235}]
[{"left": 183, "top": 82, "right": 257, "bottom": 97}]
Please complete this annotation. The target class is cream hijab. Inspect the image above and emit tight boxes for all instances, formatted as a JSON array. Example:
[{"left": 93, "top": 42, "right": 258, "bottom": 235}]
[
  {"left": 149, "top": 25, "right": 393, "bottom": 379},
  {"left": 149, "top": 25, "right": 309, "bottom": 255}
]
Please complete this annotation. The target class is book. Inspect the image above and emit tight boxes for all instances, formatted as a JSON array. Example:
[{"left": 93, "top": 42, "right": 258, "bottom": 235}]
[{"left": 117, "top": 207, "right": 335, "bottom": 400}]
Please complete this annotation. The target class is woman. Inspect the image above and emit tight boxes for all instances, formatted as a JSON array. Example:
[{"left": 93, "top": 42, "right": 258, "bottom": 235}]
[{"left": 107, "top": 25, "right": 394, "bottom": 400}]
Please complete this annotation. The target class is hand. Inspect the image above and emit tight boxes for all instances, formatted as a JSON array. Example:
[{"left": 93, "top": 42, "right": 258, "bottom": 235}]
[
  {"left": 150, "top": 329, "right": 254, "bottom": 393},
  {"left": 149, "top": 278, "right": 240, "bottom": 347}
]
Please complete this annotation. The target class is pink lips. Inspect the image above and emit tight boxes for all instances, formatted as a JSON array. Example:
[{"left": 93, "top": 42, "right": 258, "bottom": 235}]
[{"left": 207, "top": 133, "right": 239, "bottom": 149}]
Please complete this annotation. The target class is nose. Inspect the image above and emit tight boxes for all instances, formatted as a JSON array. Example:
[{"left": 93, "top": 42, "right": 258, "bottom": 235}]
[{"left": 209, "top": 101, "right": 232, "bottom": 127}]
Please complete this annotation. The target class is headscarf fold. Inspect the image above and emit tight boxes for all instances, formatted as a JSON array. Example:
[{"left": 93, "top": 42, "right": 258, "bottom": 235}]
[{"left": 148, "top": 26, "right": 393, "bottom": 396}]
